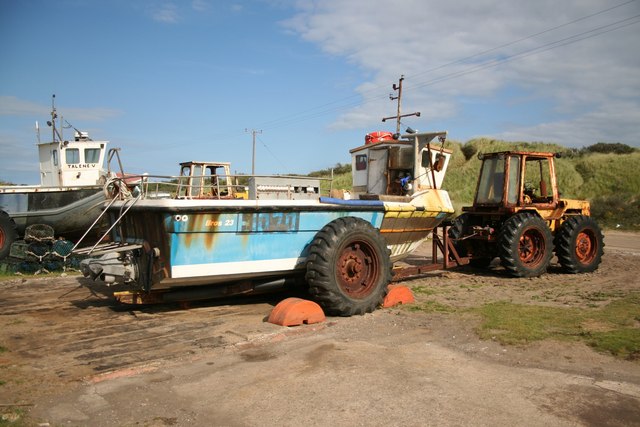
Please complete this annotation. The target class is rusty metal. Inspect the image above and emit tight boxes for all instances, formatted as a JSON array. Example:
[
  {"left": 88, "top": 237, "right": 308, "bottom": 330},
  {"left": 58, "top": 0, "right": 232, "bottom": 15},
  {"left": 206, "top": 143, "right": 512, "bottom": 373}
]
[
  {"left": 575, "top": 229, "right": 597, "bottom": 264},
  {"left": 518, "top": 227, "right": 547, "bottom": 267},
  {"left": 114, "top": 290, "right": 166, "bottom": 304},
  {"left": 391, "top": 225, "right": 470, "bottom": 281},
  {"left": 337, "top": 239, "right": 381, "bottom": 297}
]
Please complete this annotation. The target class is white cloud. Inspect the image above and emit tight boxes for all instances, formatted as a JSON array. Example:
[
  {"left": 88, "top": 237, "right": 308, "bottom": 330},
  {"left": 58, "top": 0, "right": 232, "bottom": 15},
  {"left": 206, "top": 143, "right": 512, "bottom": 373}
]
[
  {"left": 0, "top": 96, "right": 49, "bottom": 117},
  {"left": 0, "top": 96, "right": 122, "bottom": 121},
  {"left": 150, "top": 3, "right": 180, "bottom": 23},
  {"left": 283, "top": 0, "right": 640, "bottom": 146},
  {"left": 494, "top": 100, "right": 640, "bottom": 146},
  {"left": 192, "top": 0, "right": 209, "bottom": 12}
]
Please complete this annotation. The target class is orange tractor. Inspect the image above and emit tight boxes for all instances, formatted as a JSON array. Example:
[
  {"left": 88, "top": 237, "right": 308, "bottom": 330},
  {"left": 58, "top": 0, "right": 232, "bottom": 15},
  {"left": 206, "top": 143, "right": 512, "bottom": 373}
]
[{"left": 449, "top": 151, "right": 604, "bottom": 277}]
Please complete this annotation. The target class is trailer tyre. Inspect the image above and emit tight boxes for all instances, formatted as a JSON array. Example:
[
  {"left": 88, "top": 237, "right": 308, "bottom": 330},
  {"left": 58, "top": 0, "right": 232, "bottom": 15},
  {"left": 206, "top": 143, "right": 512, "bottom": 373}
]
[
  {"left": 498, "top": 212, "right": 553, "bottom": 278},
  {"left": 0, "top": 211, "right": 18, "bottom": 260},
  {"left": 306, "top": 217, "right": 391, "bottom": 316},
  {"left": 555, "top": 215, "right": 604, "bottom": 274}
]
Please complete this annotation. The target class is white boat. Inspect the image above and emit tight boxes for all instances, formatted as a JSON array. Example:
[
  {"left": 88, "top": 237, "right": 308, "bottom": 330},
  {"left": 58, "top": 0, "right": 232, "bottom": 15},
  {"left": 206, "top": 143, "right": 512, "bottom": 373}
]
[{"left": 0, "top": 98, "right": 112, "bottom": 259}]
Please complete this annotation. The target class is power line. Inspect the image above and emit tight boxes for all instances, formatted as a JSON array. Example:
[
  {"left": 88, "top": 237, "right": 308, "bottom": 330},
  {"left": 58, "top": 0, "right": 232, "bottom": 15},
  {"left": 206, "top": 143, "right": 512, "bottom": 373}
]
[
  {"left": 256, "top": 134, "right": 288, "bottom": 171},
  {"left": 406, "top": 14, "right": 640, "bottom": 93},
  {"left": 255, "top": 1, "right": 639, "bottom": 131}
]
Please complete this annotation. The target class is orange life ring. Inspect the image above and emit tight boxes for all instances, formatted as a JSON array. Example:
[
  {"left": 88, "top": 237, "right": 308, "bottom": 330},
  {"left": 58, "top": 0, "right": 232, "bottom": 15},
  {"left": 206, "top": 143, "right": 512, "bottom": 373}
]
[{"left": 365, "top": 131, "right": 394, "bottom": 144}]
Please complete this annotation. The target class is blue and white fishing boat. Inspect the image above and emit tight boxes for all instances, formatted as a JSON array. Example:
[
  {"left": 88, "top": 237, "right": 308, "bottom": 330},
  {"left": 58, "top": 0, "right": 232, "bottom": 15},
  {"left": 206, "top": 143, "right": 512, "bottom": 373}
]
[{"left": 78, "top": 130, "right": 455, "bottom": 315}]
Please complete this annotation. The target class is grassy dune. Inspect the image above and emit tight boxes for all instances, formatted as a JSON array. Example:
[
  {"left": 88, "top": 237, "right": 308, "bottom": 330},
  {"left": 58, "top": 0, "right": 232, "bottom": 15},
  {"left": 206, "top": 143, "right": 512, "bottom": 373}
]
[{"left": 318, "top": 140, "right": 639, "bottom": 230}]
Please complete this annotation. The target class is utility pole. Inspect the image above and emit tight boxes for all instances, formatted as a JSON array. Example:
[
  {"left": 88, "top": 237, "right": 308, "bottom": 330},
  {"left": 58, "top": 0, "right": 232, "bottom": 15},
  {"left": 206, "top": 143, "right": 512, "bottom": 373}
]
[
  {"left": 245, "top": 128, "right": 262, "bottom": 175},
  {"left": 381, "top": 75, "right": 421, "bottom": 134}
]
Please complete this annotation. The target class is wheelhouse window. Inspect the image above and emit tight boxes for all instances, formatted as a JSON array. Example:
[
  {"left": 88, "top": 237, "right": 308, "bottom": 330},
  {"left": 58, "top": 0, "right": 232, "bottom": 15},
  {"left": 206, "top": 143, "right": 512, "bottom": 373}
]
[
  {"left": 84, "top": 148, "right": 100, "bottom": 163},
  {"left": 52, "top": 149, "right": 58, "bottom": 166},
  {"left": 65, "top": 148, "right": 80, "bottom": 164},
  {"left": 355, "top": 154, "right": 367, "bottom": 171}
]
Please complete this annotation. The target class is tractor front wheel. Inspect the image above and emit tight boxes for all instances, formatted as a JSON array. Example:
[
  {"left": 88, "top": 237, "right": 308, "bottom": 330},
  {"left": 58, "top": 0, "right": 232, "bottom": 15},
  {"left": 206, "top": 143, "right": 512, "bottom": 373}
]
[
  {"left": 555, "top": 215, "right": 604, "bottom": 274},
  {"left": 305, "top": 217, "right": 391, "bottom": 316},
  {"left": 498, "top": 212, "right": 553, "bottom": 278}
]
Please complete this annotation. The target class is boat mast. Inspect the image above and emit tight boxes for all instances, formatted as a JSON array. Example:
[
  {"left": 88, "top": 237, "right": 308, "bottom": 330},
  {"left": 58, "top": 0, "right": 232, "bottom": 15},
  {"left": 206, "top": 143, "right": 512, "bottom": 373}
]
[
  {"left": 381, "top": 75, "right": 420, "bottom": 135},
  {"left": 49, "top": 94, "right": 63, "bottom": 143}
]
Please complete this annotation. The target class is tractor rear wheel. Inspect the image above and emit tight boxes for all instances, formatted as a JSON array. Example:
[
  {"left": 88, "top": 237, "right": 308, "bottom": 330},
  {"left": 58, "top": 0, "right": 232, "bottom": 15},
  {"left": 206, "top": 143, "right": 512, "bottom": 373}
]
[
  {"left": 498, "top": 212, "right": 553, "bottom": 278},
  {"left": 0, "top": 211, "right": 18, "bottom": 260},
  {"left": 555, "top": 215, "right": 604, "bottom": 274},
  {"left": 306, "top": 217, "right": 391, "bottom": 316}
]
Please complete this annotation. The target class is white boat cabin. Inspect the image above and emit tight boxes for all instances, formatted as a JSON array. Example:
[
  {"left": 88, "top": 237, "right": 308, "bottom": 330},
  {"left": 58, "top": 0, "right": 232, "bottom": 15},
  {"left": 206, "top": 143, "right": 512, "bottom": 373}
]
[
  {"left": 350, "top": 131, "right": 452, "bottom": 197},
  {"left": 38, "top": 132, "right": 108, "bottom": 188}
]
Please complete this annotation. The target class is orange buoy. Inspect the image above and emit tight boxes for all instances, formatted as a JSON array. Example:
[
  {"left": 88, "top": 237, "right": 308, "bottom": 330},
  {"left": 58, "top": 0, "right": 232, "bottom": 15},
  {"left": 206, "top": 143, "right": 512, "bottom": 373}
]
[
  {"left": 267, "top": 297, "right": 326, "bottom": 327},
  {"left": 365, "top": 131, "right": 394, "bottom": 144},
  {"left": 382, "top": 284, "right": 415, "bottom": 308}
]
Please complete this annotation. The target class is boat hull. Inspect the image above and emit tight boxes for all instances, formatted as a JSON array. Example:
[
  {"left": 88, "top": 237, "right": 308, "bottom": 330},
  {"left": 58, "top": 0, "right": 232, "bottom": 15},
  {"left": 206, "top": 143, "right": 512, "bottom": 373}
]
[
  {"left": 85, "top": 192, "right": 453, "bottom": 292},
  {"left": 0, "top": 187, "right": 106, "bottom": 239}
]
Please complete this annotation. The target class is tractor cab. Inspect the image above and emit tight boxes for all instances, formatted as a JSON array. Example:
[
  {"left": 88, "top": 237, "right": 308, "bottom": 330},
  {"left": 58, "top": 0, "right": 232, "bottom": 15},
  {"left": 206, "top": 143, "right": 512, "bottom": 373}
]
[
  {"left": 176, "top": 161, "right": 235, "bottom": 199},
  {"left": 469, "top": 151, "right": 559, "bottom": 213}
]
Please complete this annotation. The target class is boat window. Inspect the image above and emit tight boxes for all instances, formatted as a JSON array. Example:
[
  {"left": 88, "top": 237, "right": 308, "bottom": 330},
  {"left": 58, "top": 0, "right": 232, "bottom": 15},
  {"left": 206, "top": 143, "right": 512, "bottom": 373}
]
[
  {"left": 84, "top": 148, "right": 100, "bottom": 163},
  {"left": 355, "top": 155, "right": 367, "bottom": 171},
  {"left": 52, "top": 150, "right": 58, "bottom": 166},
  {"left": 66, "top": 148, "right": 80, "bottom": 164}
]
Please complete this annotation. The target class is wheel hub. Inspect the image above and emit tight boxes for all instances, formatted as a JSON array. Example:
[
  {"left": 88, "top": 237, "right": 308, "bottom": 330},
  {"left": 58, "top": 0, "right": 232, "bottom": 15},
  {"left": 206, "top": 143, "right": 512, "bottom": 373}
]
[
  {"left": 575, "top": 231, "right": 596, "bottom": 263},
  {"left": 518, "top": 229, "right": 545, "bottom": 266},
  {"left": 337, "top": 242, "right": 378, "bottom": 296}
]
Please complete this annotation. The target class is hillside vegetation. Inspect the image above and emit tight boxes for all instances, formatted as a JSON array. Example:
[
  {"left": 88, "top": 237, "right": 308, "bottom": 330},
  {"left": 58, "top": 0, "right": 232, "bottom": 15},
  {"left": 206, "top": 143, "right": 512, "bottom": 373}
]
[{"left": 314, "top": 140, "right": 640, "bottom": 230}]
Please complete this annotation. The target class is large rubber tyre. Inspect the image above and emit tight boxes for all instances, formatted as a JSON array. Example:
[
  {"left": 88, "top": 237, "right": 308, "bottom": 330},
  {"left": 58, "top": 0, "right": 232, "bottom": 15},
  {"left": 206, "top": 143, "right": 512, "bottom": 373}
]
[
  {"left": 0, "top": 211, "right": 18, "bottom": 260},
  {"left": 305, "top": 217, "right": 391, "bottom": 316},
  {"left": 555, "top": 215, "right": 604, "bottom": 274},
  {"left": 498, "top": 212, "right": 553, "bottom": 278},
  {"left": 448, "top": 214, "right": 492, "bottom": 268}
]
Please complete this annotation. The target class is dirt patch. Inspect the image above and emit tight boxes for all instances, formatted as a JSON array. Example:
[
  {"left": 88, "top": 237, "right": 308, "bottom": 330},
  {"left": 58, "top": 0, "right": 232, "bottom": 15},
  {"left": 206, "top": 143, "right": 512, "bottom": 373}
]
[{"left": 0, "top": 232, "right": 638, "bottom": 425}]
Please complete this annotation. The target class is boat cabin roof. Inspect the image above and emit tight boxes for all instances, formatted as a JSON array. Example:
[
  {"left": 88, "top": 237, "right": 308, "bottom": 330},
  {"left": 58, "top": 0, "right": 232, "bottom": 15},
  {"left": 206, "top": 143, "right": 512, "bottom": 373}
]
[{"left": 349, "top": 131, "right": 452, "bottom": 154}]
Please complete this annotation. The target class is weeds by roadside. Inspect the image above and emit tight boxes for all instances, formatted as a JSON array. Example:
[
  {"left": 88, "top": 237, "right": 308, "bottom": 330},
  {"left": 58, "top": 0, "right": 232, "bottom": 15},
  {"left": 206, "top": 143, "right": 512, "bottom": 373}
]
[{"left": 405, "top": 284, "right": 640, "bottom": 360}]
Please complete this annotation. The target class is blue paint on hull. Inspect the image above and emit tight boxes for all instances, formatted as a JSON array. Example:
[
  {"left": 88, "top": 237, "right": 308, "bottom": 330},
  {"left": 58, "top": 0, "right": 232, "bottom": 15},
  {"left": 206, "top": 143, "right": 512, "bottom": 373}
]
[{"left": 168, "top": 210, "right": 383, "bottom": 268}]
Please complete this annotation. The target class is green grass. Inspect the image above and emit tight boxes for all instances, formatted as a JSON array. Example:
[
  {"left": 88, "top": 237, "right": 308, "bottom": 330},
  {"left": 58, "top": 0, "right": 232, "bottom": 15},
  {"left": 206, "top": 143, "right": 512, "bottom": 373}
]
[
  {"left": 475, "top": 302, "right": 585, "bottom": 345},
  {"left": 0, "top": 408, "right": 26, "bottom": 427},
  {"left": 406, "top": 300, "right": 456, "bottom": 313},
  {"left": 474, "top": 293, "right": 640, "bottom": 359}
]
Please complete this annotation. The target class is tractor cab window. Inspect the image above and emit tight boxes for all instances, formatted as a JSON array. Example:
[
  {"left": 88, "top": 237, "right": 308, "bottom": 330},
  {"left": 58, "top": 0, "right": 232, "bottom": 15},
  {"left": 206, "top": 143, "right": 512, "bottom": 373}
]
[
  {"left": 507, "top": 155, "right": 521, "bottom": 205},
  {"left": 523, "top": 157, "right": 552, "bottom": 204},
  {"left": 177, "top": 165, "right": 195, "bottom": 198},
  {"left": 203, "top": 166, "right": 229, "bottom": 197},
  {"left": 190, "top": 164, "right": 204, "bottom": 197},
  {"left": 476, "top": 156, "right": 505, "bottom": 204}
]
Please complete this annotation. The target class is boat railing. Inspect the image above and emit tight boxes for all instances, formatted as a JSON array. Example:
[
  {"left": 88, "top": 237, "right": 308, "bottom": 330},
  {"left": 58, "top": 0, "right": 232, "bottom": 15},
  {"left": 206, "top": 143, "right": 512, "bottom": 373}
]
[{"left": 103, "top": 172, "right": 334, "bottom": 201}]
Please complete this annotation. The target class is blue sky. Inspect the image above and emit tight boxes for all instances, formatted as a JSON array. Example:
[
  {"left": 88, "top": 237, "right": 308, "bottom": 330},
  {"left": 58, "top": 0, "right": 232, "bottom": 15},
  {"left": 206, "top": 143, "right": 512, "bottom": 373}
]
[{"left": 1, "top": 0, "right": 639, "bottom": 184}]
